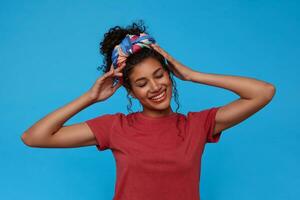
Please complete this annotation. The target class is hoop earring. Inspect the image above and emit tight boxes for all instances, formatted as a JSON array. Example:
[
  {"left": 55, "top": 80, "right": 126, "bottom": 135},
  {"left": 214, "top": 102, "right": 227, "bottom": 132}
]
[
  {"left": 138, "top": 101, "right": 143, "bottom": 111},
  {"left": 126, "top": 93, "right": 134, "bottom": 114}
]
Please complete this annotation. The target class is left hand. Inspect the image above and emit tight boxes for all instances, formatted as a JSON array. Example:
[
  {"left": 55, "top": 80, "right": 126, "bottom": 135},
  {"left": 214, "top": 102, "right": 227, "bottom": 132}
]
[{"left": 150, "top": 43, "right": 195, "bottom": 81}]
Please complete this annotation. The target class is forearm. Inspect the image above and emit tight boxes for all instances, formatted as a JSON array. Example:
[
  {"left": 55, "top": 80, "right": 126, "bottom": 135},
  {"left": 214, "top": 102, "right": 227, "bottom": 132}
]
[
  {"left": 22, "top": 92, "right": 95, "bottom": 141},
  {"left": 189, "top": 70, "right": 275, "bottom": 100}
]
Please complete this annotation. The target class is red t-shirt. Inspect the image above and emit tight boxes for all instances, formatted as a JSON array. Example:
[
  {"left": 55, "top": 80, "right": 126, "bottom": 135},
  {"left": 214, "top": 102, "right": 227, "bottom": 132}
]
[{"left": 85, "top": 107, "right": 222, "bottom": 200}]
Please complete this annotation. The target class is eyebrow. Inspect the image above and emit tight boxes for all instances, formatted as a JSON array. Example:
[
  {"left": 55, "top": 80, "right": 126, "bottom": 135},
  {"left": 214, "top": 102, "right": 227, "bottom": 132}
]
[{"left": 134, "top": 67, "right": 163, "bottom": 83}]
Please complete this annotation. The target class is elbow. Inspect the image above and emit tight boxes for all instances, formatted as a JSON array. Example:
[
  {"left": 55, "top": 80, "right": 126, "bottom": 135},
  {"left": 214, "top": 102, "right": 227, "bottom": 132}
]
[
  {"left": 260, "top": 83, "right": 276, "bottom": 101},
  {"left": 265, "top": 83, "right": 276, "bottom": 100},
  {"left": 21, "top": 132, "right": 35, "bottom": 147},
  {"left": 21, "top": 132, "right": 52, "bottom": 148}
]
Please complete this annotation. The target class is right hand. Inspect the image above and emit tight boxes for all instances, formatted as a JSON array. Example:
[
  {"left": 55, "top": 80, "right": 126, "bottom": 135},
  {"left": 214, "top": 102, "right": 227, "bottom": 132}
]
[{"left": 87, "top": 63, "right": 126, "bottom": 103}]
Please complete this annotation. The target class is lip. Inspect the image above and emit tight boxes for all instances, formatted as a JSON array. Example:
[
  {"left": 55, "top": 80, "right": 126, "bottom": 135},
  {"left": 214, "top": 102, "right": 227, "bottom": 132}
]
[
  {"left": 149, "top": 89, "right": 166, "bottom": 99},
  {"left": 149, "top": 89, "right": 167, "bottom": 103}
]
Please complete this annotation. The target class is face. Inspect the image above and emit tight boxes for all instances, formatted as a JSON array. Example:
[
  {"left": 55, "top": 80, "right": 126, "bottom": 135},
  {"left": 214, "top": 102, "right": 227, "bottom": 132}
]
[{"left": 128, "top": 57, "right": 173, "bottom": 117}]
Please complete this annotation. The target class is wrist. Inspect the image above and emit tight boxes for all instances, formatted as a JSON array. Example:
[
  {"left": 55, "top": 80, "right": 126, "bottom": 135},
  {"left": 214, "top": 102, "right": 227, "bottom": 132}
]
[
  {"left": 186, "top": 70, "right": 198, "bottom": 81},
  {"left": 82, "top": 91, "right": 97, "bottom": 105}
]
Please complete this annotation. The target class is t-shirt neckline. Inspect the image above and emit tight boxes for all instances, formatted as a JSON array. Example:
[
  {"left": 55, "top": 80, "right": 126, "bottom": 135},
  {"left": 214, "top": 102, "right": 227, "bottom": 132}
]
[
  {"left": 129, "top": 111, "right": 179, "bottom": 131},
  {"left": 136, "top": 111, "right": 177, "bottom": 121}
]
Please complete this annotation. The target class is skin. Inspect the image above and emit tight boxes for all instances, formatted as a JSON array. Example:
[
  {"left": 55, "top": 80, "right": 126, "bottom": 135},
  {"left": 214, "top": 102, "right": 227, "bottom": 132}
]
[
  {"left": 128, "top": 57, "right": 174, "bottom": 118},
  {"left": 21, "top": 43, "right": 276, "bottom": 148},
  {"left": 149, "top": 43, "right": 276, "bottom": 136}
]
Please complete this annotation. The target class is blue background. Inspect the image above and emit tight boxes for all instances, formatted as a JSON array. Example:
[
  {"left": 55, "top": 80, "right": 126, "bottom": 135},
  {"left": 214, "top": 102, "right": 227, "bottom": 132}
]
[{"left": 1, "top": 0, "right": 299, "bottom": 199}]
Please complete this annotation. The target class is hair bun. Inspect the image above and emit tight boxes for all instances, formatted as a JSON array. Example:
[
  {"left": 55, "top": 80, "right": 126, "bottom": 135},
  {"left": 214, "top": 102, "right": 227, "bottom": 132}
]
[{"left": 98, "top": 20, "right": 148, "bottom": 73}]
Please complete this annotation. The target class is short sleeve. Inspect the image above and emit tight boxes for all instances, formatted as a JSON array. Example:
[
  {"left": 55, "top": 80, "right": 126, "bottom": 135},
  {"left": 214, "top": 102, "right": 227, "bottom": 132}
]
[
  {"left": 85, "top": 113, "right": 120, "bottom": 151},
  {"left": 204, "top": 107, "right": 222, "bottom": 143},
  {"left": 188, "top": 107, "right": 223, "bottom": 144}
]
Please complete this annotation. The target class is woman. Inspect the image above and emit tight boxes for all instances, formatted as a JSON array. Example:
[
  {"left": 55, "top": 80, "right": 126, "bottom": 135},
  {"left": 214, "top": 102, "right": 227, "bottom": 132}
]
[{"left": 21, "top": 21, "right": 276, "bottom": 200}]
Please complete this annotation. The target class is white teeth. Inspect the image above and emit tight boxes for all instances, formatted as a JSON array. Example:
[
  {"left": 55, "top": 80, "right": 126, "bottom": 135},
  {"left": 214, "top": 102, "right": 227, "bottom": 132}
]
[{"left": 150, "top": 90, "right": 166, "bottom": 100}]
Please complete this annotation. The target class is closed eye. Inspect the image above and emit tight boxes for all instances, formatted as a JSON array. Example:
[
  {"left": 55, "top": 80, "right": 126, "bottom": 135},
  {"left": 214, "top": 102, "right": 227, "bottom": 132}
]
[{"left": 137, "top": 74, "right": 164, "bottom": 87}]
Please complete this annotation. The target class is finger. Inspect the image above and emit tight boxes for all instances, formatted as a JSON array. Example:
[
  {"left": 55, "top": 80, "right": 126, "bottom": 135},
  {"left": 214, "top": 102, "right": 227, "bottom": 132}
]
[
  {"left": 150, "top": 43, "right": 159, "bottom": 50},
  {"left": 112, "top": 80, "right": 122, "bottom": 91},
  {"left": 115, "top": 63, "right": 126, "bottom": 73},
  {"left": 150, "top": 43, "right": 161, "bottom": 50},
  {"left": 155, "top": 46, "right": 175, "bottom": 61},
  {"left": 151, "top": 44, "right": 168, "bottom": 56},
  {"left": 110, "top": 64, "right": 115, "bottom": 72},
  {"left": 120, "top": 63, "right": 126, "bottom": 70},
  {"left": 114, "top": 72, "right": 123, "bottom": 77},
  {"left": 106, "top": 69, "right": 114, "bottom": 78},
  {"left": 156, "top": 46, "right": 168, "bottom": 56},
  {"left": 108, "top": 63, "right": 122, "bottom": 77},
  {"left": 98, "top": 67, "right": 114, "bottom": 82},
  {"left": 108, "top": 72, "right": 123, "bottom": 80}
]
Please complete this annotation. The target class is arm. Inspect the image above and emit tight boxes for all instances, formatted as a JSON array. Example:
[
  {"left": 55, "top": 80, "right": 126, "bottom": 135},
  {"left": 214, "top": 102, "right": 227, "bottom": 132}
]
[
  {"left": 21, "top": 63, "right": 125, "bottom": 148},
  {"left": 21, "top": 92, "right": 96, "bottom": 147},
  {"left": 189, "top": 71, "right": 276, "bottom": 136},
  {"left": 149, "top": 43, "right": 276, "bottom": 136}
]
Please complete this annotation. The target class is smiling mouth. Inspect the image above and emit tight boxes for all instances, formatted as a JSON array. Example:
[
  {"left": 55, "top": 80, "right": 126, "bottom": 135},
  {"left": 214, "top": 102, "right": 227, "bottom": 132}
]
[{"left": 149, "top": 89, "right": 167, "bottom": 102}]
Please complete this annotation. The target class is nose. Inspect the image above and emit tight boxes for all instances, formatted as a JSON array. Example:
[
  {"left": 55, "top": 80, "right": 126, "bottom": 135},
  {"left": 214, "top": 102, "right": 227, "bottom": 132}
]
[{"left": 149, "top": 79, "right": 161, "bottom": 92}]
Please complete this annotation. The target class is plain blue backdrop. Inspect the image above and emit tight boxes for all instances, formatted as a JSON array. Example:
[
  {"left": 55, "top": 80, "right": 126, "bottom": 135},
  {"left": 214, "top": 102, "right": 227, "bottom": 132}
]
[{"left": 1, "top": 0, "right": 299, "bottom": 199}]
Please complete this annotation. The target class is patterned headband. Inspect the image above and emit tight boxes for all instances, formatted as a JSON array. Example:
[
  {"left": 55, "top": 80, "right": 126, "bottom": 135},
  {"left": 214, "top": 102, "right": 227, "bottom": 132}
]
[{"left": 111, "top": 33, "right": 156, "bottom": 85}]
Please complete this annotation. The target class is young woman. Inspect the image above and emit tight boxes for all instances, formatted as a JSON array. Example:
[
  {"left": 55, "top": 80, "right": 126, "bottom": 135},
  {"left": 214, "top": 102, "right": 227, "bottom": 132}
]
[{"left": 21, "top": 21, "right": 276, "bottom": 200}]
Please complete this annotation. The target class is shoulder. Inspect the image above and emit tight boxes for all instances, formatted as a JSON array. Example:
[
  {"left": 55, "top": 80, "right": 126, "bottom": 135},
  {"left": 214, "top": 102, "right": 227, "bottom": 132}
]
[
  {"left": 186, "top": 107, "right": 219, "bottom": 122},
  {"left": 85, "top": 112, "right": 126, "bottom": 124}
]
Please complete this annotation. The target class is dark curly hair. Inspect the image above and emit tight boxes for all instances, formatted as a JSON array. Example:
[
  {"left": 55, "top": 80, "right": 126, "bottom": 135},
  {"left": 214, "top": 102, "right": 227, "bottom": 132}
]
[{"left": 97, "top": 20, "right": 180, "bottom": 115}]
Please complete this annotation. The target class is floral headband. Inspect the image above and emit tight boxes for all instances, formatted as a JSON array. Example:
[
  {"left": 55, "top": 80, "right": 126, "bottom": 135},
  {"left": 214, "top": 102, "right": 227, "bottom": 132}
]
[{"left": 111, "top": 33, "right": 156, "bottom": 85}]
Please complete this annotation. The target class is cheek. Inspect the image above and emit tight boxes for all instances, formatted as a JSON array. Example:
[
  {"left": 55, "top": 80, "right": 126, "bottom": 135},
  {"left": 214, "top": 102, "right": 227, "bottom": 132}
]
[
  {"left": 134, "top": 88, "right": 148, "bottom": 99},
  {"left": 165, "top": 77, "right": 172, "bottom": 88}
]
